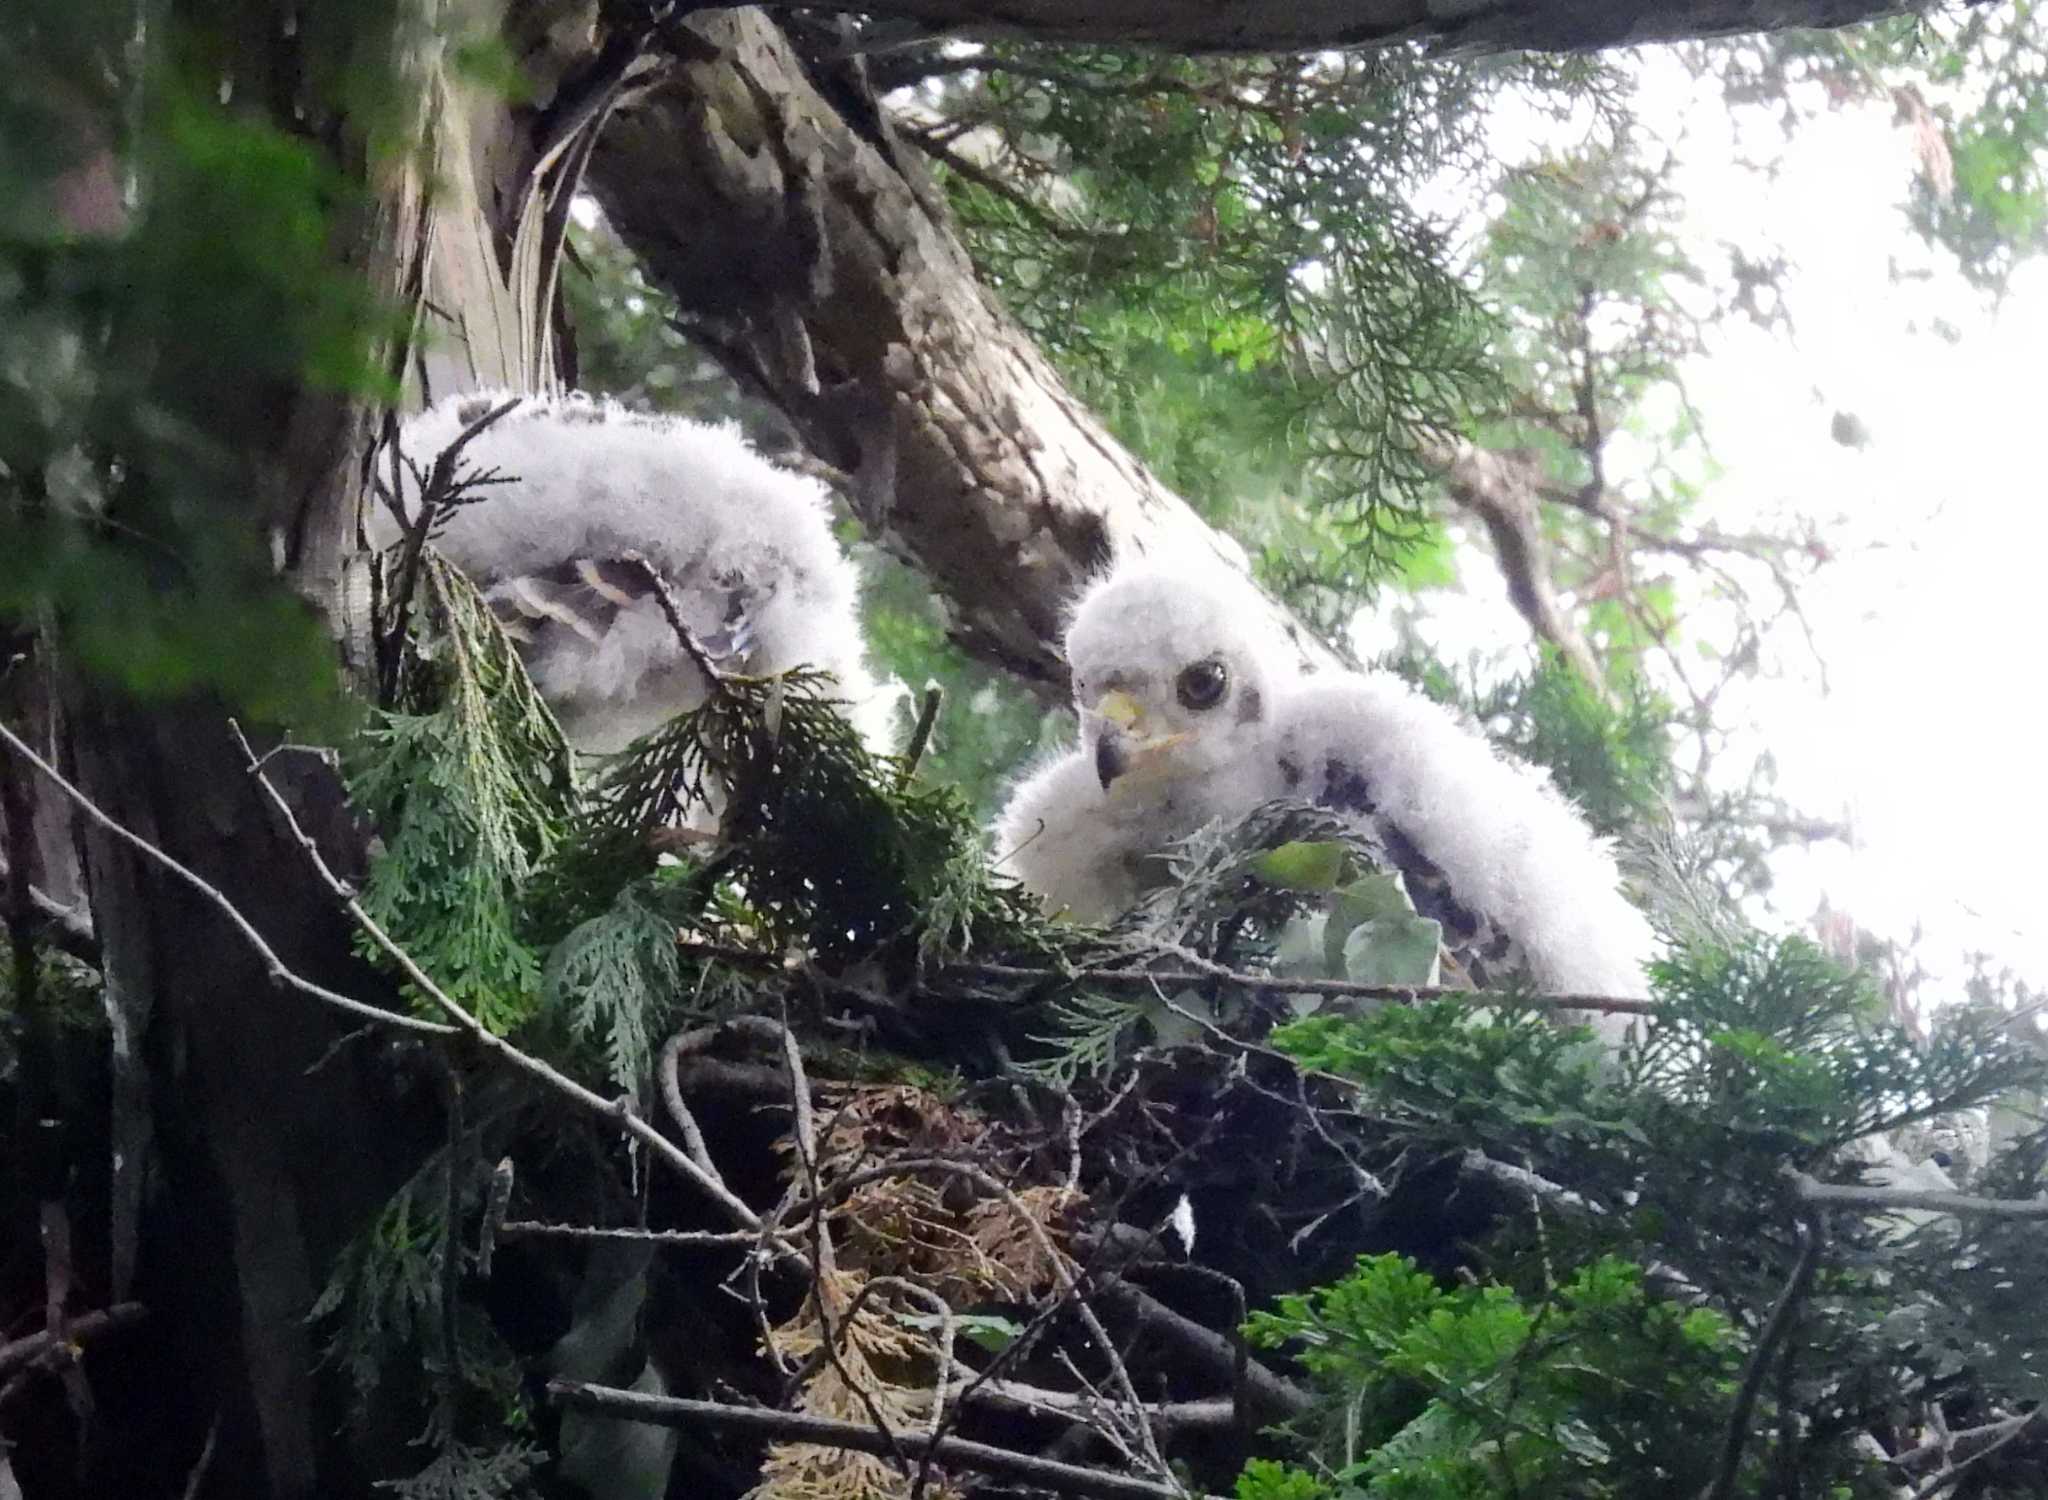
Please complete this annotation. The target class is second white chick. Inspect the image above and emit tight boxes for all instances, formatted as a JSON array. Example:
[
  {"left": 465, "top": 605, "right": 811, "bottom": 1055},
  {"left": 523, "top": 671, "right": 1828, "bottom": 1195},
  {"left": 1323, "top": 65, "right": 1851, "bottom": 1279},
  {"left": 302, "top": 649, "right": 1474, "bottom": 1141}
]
[{"left": 378, "top": 391, "right": 898, "bottom": 754}]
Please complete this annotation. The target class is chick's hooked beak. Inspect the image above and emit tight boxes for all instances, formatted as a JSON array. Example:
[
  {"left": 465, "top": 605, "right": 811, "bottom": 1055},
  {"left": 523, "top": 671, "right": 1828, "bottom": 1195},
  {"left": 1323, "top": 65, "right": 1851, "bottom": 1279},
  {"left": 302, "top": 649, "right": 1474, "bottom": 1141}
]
[{"left": 1091, "top": 690, "right": 1188, "bottom": 792}]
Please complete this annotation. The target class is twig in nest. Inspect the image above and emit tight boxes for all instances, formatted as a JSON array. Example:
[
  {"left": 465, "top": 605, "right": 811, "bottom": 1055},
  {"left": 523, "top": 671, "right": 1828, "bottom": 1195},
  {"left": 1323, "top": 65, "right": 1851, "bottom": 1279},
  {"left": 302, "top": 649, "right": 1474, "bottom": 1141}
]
[
  {"left": 951, "top": 959, "right": 1661, "bottom": 1015},
  {"left": 497, "top": 1220, "right": 762, "bottom": 1248},
  {"left": 1706, "top": 1201, "right": 1825, "bottom": 1500},
  {"left": 670, "top": 940, "right": 1660, "bottom": 1015},
  {"left": 765, "top": 1007, "right": 914, "bottom": 1474},
  {"left": 545, "top": 1383, "right": 1218, "bottom": 1500},
  {"left": 897, "top": 682, "right": 943, "bottom": 788},
  {"left": 618, "top": 550, "right": 726, "bottom": 689},
  {"left": 762, "top": 1153, "right": 1174, "bottom": 1482},
  {"left": 226, "top": 722, "right": 811, "bottom": 1268},
  {"left": 0, "top": 721, "right": 454, "bottom": 1038}
]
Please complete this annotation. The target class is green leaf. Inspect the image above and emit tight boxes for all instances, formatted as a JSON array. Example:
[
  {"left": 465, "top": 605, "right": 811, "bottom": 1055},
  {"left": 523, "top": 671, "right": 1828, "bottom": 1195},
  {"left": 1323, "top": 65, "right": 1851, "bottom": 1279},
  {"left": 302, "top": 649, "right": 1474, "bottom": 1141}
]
[
  {"left": 1253, "top": 840, "right": 1353, "bottom": 892},
  {"left": 902, "top": 1312, "right": 1025, "bottom": 1355},
  {"left": 1324, "top": 872, "right": 1426, "bottom": 974},
  {"left": 1341, "top": 915, "right": 1443, "bottom": 987}
]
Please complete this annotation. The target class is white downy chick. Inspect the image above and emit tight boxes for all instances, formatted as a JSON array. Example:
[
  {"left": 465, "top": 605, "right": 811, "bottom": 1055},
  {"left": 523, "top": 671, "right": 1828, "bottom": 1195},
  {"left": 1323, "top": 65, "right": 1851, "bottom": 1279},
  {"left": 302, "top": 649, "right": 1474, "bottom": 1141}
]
[
  {"left": 994, "top": 556, "right": 1654, "bottom": 1034},
  {"left": 376, "top": 391, "right": 898, "bottom": 754},
  {"left": 994, "top": 559, "right": 1295, "bottom": 923}
]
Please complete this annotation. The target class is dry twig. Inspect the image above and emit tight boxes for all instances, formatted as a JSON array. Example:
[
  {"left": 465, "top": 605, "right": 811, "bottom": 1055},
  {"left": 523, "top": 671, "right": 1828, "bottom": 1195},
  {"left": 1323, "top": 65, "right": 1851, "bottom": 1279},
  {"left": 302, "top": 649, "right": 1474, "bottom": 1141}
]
[{"left": 547, "top": 1382, "right": 1222, "bottom": 1500}]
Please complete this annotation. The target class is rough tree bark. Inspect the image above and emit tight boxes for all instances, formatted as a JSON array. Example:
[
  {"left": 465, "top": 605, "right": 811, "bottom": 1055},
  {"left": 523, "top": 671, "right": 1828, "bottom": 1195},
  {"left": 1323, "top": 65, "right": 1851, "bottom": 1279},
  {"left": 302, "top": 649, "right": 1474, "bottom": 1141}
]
[
  {"left": 768, "top": 0, "right": 1930, "bottom": 54},
  {"left": 589, "top": 9, "right": 1342, "bottom": 700}
]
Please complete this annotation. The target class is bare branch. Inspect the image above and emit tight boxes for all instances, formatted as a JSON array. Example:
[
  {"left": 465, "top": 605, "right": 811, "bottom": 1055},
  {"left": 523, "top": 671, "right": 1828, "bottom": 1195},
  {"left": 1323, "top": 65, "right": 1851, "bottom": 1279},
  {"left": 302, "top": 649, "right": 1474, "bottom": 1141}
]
[
  {"left": 546, "top": 1382, "right": 1221, "bottom": 1500},
  {"left": 1789, "top": 1171, "right": 2048, "bottom": 1221},
  {"left": 1707, "top": 1204, "right": 1825, "bottom": 1500},
  {"left": 949, "top": 959, "right": 1661, "bottom": 1016},
  {"left": 0, "top": 722, "right": 456, "bottom": 1039},
  {"left": 1433, "top": 442, "right": 1612, "bottom": 698},
  {"left": 226, "top": 723, "right": 812, "bottom": 1266},
  {"left": 953, "top": 1378, "right": 1239, "bottom": 1430},
  {"left": 0, "top": 851, "right": 97, "bottom": 964},
  {"left": 0, "top": 1302, "right": 146, "bottom": 1381},
  {"left": 497, "top": 1220, "right": 763, "bottom": 1248},
  {"left": 1903, "top": 1410, "right": 2044, "bottom": 1500}
]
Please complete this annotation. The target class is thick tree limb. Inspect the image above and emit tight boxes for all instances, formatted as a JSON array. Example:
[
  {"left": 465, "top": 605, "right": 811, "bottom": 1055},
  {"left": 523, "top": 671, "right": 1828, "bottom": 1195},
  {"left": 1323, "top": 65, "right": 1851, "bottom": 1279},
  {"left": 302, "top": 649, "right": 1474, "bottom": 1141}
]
[
  {"left": 589, "top": 11, "right": 1340, "bottom": 699},
  {"left": 789, "top": 0, "right": 1923, "bottom": 55},
  {"left": 1090, "top": 1280, "right": 1313, "bottom": 1424},
  {"left": 958, "top": 1379, "right": 1240, "bottom": 1431}
]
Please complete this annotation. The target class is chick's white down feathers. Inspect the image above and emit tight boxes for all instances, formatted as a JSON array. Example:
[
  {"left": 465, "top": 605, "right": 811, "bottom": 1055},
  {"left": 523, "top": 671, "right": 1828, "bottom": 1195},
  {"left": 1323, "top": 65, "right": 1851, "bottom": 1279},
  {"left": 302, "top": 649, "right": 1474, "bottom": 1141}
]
[
  {"left": 996, "top": 559, "right": 1655, "bottom": 1008},
  {"left": 376, "top": 391, "right": 895, "bottom": 754}
]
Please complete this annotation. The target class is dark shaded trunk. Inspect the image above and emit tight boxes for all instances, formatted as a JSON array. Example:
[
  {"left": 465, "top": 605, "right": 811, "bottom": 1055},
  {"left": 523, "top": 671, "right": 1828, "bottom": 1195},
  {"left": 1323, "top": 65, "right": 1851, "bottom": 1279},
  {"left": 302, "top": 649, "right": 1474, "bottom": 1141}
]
[
  {"left": 65, "top": 695, "right": 440, "bottom": 1497},
  {"left": 24, "top": 4, "right": 605, "bottom": 1492}
]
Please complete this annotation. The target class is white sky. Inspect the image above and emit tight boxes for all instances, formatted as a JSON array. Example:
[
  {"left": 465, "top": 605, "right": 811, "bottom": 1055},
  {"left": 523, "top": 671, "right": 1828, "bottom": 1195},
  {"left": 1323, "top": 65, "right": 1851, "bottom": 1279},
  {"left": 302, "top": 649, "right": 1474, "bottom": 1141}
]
[{"left": 1363, "top": 48, "right": 2048, "bottom": 999}]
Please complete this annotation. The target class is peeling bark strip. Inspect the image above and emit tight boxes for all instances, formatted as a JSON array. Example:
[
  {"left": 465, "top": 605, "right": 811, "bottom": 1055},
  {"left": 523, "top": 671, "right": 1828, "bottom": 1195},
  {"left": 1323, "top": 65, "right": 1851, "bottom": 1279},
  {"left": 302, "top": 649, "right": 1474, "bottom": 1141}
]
[
  {"left": 786, "top": 0, "right": 1924, "bottom": 54},
  {"left": 590, "top": 11, "right": 1339, "bottom": 698}
]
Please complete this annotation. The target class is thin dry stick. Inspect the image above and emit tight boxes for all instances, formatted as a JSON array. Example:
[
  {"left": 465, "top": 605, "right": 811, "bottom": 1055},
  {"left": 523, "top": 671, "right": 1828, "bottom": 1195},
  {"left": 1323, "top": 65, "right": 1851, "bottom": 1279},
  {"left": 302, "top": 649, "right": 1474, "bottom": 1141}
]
[
  {"left": 619, "top": 551, "right": 725, "bottom": 688},
  {"left": 0, "top": 1301, "right": 146, "bottom": 1380},
  {"left": 660, "top": 1018, "right": 825, "bottom": 1376},
  {"left": 897, "top": 683, "right": 943, "bottom": 788},
  {"left": 225, "top": 722, "right": 810, "bottom": 1269},
  {"left": 1905, "top": 1411, "right": 2044, "bottom": 1500},
  {"left": 814, "top": 1271, "right": 960, "bottom": 1473},
  {"left": 179, "top": 1413, "right": 220, "bottom": 1500},
  {"left": 1789, "top": 1170, "right": 2048, "bottom": 1221},
  {"left": 1706, "top": 1205, "right": 1825, "bottom": 1500},
  {"left": 0, "top": 851, "right": 96, "bottom": 963},
  {"left": 0, "top": 722, "right": 455, "bottom": 1039},
  {"left": 761, "top": 1010, "right": 912, "bottom": 1475},
  {"left": 497, "top": 1220, "right": 762, "bottom": 1248},
  {"left": 950, "top": 1378, "right": 1238, "bottom": 1430},
  {"left": 657, "top": 1029, "right": 736, "bottom": 1192},
  {"left": 1892, "top": 1409, "right": 2043, "bottom": 1493},
  {"left": 381, "top": 397, "right": 524, "bottom": 700},
  {"left": 670, "top": 940, "right": 1657, "bottom": 1015},
  {"left": 956, "top": 960, "right": 1660, "bottom": 1015},
  {"left": 546, "top": 1382, "right": 1219, "bottom": 1500}
]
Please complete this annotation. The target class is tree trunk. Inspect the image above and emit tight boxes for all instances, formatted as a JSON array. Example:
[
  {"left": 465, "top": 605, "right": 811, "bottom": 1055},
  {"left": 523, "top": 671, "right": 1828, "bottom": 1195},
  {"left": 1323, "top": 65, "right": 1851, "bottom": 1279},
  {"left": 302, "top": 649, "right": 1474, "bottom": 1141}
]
[
  {"left": 45, "top": 4, "right": 606, "bottom": 1493},
  {"left": 743, "top": 0, "right": 1923, "bottom": 54}
]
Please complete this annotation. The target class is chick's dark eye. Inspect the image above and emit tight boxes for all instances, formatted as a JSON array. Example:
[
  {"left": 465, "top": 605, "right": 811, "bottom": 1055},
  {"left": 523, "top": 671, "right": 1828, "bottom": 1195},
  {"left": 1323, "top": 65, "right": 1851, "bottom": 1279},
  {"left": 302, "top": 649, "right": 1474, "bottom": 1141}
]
[{"left": 1176, "top": 657, "right": 1229, "bottom": 711}]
